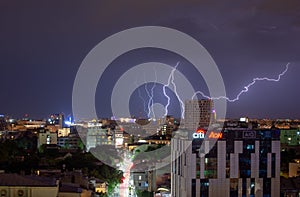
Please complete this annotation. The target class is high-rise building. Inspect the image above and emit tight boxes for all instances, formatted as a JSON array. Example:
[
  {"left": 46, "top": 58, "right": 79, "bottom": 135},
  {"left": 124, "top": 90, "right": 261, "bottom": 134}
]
[
  {"left": 0, "top": 115, "right": 7, "bottom": 131},
  {"left": 86, "top": 127, "right": 110, "bottom": 151},
  {"left": 47, "top": 113, "right": 65, "bottom": 129},
  {"left": 184, "top": 100, "right": 214, "bottom": 131},
  {"left": 159, "top": 115, "right": 180, "bottom": 136},
  {"left": 171, "top": 128, "right": 281, "bottom": 197}
]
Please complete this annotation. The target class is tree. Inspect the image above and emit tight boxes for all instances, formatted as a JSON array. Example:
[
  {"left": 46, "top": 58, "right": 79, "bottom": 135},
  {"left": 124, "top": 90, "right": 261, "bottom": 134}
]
[
  {"left": 136, "top": 190, "right": 153, "bottom": 197},
  {"left": 98, "top": 165, "right": 123, "bottom": 194}
]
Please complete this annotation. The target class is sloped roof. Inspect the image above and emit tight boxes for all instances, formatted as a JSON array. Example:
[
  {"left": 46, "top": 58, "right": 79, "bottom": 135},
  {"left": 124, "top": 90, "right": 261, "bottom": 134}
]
[{"left": 59, "top": 183, "right": 82, "bottom": 193}]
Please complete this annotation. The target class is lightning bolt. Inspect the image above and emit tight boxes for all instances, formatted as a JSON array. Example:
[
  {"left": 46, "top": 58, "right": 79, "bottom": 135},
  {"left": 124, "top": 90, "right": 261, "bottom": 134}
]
[
  {"left": 136, "top": 81, "right": 148, "bottom": 117},
  {"left": 162, "top": 72, "right": 171, "bottom": 117},
  {"left": 150, "top": 68, "right": 158, "bottom": 119},
  {"left": 191, "top": 62, "right": 290, "bottom": 102},
  {"left": 144, "top": 68, "right": 158, "bottom": 119},
  {"left": 163, "top": 62, "right": 185, "bottom": 119},
  {"left": 144, "top": 79, "right": 152, "bottom": 118}
]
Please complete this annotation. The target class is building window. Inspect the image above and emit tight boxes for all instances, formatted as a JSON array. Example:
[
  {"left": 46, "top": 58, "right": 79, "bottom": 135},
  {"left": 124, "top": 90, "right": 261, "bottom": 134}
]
[
  {"left": 246, "top": 145, "right": 254, "bottom": 150},
  {"left": 272, "top": 153, "right": 276, "bottom": 178},
  {"left": 1, "top": 190, "right": 7, "bottom": 197},
  {"left": 263, "top": 178, "right": 271, "bottom": 195},
  {"left": 191, "top": 179, "right": 196, "bottom": 197},
  {"left": 46, "top": 135, "right": 51, "bottom": 144},
  {"left": 205, "top": 158, "right": 217, "bottom": 179},
  {"left": 196, "top": 158, "right": 200, "bottom": 179},
  {"left": 200, "top": 179, "right": 209, "bottom": 196},
  {"left": 230, "top": 178, "right": 238, "bottom": 197},
  {"left": 250, "top": 178, "right": 255, "bottom": 195},
  {"left": 17, "top": 190, "right": 24, "bottom": 197}
]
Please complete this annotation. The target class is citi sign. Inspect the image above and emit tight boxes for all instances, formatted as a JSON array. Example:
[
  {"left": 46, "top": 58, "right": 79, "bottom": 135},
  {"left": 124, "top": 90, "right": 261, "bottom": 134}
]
[{"left": 193, "top": 129, "right": 205, "bottom": 139}]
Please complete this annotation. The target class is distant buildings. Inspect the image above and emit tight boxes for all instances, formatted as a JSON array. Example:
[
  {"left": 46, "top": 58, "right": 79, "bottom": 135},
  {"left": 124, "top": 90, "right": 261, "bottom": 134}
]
[
  {"left": 132, "top": 171, "right": 148, "bottom": 191},
  {"left": 160, "top": 115, "right": 180, "bottom": 137},
  {"left": 47, "top": 113, "right": 65, "bottom": 129},
  {"left": 184, "top": 100, "right": 214, "bottom": 131},
  {"left": 0, "top": 115, "right": 7, "bottom": 131},
  {"left": 280, "top": 129, "right": 300, "bottom": 146},
  {"left": 4, "top": 110, "right": 300, "bottom": 196},
  {"left": 288, "top": 161, "right": 300, "bottom": 177},
  {"left": 57, "top": 135, "right": 81, "bottom": 150},
  {"left": 280, "top": 176, "right": 300, "bottom": 197},
  {"left": 86, "top": 127, "right": 110, "bottom": 151},
  {"left": 171, "top": 128, "right": 281, "bottom": 197},
  {"left": 58, "top": 182, "right": 92, "bottom": 197},
  {"left": 114, "top": 128, "right": 124, "bottom": 149},
  {"left": 57, "top": 128, "right": 70, "bottom": 137},
  {"left": 37, "top": 130, "right": 58, "bottom": 148}
]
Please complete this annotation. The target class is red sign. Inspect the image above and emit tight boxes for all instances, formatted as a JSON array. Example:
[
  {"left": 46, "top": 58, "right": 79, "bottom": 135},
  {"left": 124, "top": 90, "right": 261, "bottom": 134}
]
[
  {"left": 196, "top": 129, "right": 205, "bottom": 134},
  {"left": 208, "top": 131, "right": 222, "bottom": 139}
]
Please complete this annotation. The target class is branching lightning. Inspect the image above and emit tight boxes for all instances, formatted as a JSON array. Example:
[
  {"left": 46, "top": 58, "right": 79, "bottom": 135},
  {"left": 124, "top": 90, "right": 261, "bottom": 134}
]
[
  {"left": 162, "top": 68, "right": 172, "bottom": 117},
  {"left": 191, "top": 62, "right": 290, "bottom": 102},
  {"left": 162, "top": 62, "right": 185, "bottom": 119},
  {"left": 137, "top": 84, "right": 148, "bottom": 116},
  {"left": 143, "top": 68, "right": 158, "bottom": 119},
  {"left": 137, "top": 62, "right": 289, "bottom": 120},
  {"left": 150, "top": 68, "right": 158, "bottom": 119},
  {"left": 144, "top": 80, "right": 152, "bottom": 118}
]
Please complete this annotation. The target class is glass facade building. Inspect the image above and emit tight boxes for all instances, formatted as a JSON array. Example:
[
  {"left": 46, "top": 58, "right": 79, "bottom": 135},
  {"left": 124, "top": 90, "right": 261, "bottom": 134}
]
[{"left": 171, "top": 128, "right": 280, "bottom": 197}]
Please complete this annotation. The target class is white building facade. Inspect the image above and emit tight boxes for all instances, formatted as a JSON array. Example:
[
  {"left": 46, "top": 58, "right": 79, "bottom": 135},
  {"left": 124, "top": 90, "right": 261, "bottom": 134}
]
[{"left": 171, "top": 129, "right": 280, "bottom": 197}]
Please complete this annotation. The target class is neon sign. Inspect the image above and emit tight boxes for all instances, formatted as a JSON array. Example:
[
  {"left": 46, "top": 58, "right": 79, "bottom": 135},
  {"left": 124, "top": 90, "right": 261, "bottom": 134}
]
[
  {"left": 208, "top": 132, "right": 222, "bottom": 139},
  {"left": 193, "top": 129, "right": 205, "bottom": 139}
]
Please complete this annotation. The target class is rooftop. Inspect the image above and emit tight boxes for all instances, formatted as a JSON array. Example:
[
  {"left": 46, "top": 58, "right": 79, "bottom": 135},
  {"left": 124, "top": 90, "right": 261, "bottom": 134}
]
[{"left": 0, "top": 174, "right": 57, "bottom": 187}]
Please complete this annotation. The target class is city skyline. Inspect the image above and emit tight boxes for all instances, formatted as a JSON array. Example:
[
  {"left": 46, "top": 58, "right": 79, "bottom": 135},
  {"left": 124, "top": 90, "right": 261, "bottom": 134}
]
[{"left": 1, "top": 1, "right": 300, "bottom": 197}]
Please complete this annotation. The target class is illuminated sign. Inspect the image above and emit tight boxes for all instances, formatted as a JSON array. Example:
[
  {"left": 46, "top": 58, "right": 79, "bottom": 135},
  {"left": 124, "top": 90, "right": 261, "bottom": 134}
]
[
  {"left": 243, "top": 131, "right": 256, "bottom": 139},
  {"left": 193, "top": 129, "right": 205, "bottom": 139},
  {"left": 208, "top": 131, "right": 222, "bottom": 139},
  {"left": 115, "top": 134, "right": 123, "bottom": 138},
  {"left": 115, "top": 138, "right": 123, "bottom": 146},
  {"left": 193, "top": 129, "right": 223, "bottom": 139}
]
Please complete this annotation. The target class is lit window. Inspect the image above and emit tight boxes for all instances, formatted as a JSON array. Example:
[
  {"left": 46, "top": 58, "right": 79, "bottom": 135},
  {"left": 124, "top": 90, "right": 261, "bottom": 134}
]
[
  {"left": 1, "top": 190, "right": 7, "bottom": 197},
  {"left": 46, "top": 135, "right": 51, "bottom": 144}
]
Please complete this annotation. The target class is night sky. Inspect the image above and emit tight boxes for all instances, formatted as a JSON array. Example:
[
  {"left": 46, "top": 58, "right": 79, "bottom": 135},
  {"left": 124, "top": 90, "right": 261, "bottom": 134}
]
[{"left": 1, "top": 0, "right": 300, "bottom": 119}]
